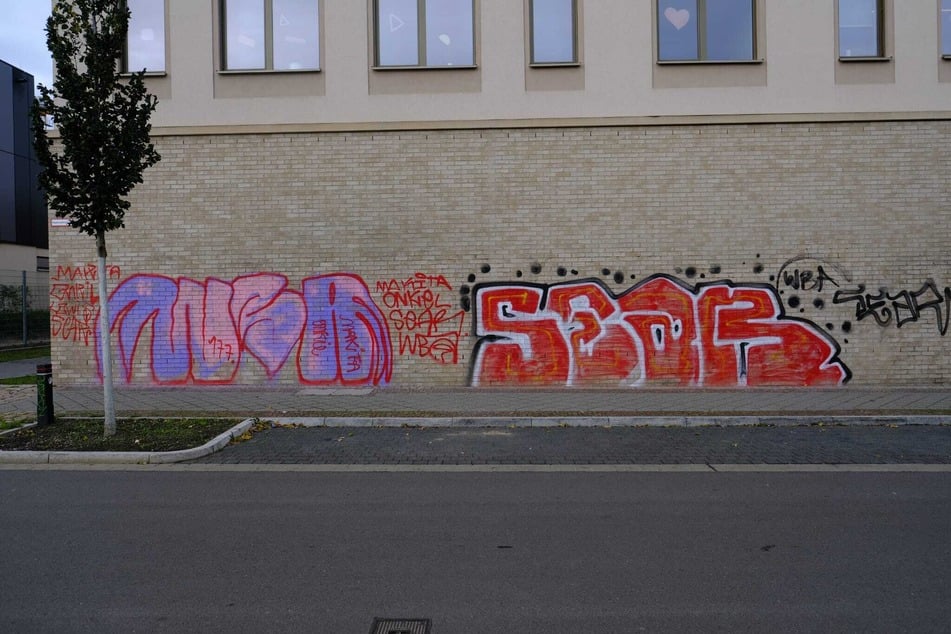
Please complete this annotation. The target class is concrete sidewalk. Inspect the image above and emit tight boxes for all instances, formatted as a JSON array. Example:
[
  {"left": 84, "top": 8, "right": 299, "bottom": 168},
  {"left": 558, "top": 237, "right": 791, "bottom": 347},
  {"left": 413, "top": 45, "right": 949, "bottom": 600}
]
[
  {"left": 2, "top": 384, "right": 951, "bottom": 423},
  {"left": 1, "top": 352, "right": 949, "bottom": 422},
  {"left": 2, "top": 384, "right": 950, "bottom": 466}
]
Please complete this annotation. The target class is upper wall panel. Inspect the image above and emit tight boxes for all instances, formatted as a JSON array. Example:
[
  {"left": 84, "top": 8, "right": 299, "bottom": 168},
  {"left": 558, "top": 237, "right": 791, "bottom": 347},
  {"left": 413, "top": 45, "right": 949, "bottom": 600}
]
[{"left": 138, "top": 0, "right": 951, "bottom": 129}]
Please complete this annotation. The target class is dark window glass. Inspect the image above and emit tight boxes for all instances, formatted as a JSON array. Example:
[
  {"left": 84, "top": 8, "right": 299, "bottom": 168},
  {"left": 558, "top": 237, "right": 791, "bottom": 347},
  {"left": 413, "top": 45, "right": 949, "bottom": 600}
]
[
  {"left": 425, "top": 0, "right": 474, "bottom": 66},
  {"left": 531, "top": 0, "right": 577, "bottom": 64},
  {"left": 225, "top": 0, "right": 266, "bottom": 69},
  {"left": 942, "top": 0, "right": 951, "bottom": 56},
  {"left": 706, "top": 0, "right": 753, "bottom": 61},
  {"left": 377, "top": 0, "right": 419, "bottom": 66},
  {"left": 658, "top": 0, "right": 699, "bottom": 61},
  {"left": 126, "top": 0, "right": 166, "bottom": 72},
  {"left": 0, "top": 153, "right": 14, "bottom": 242},
  {"left": 223, "top": 0, "right": 320, "bottom": 70},
  {"left": 838, "top": 0, "right": 881, "bottom": 58},
  {"left": 658, "top": 0, "right": 754, "bottom": 62},
  {"left": 375, "top": 0, "right": 474, "bottom": 67},
  {"left": 273, "top": 0, "right": 320, "bottom": 70}
]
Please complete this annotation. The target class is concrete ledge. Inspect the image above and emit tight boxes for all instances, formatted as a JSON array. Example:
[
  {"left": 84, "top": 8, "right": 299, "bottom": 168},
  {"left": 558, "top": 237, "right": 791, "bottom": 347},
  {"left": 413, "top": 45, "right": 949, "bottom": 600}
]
[
  {"left": 711, "top": 464, "right": 951, "bottom": 472},
  {"left": 608, "top": 416, "right": 687, "bottom": 427},
  {"left": 0, "top": 450, "right": 50, "bottom": 464},
  {"left": 48, "top": 450, "right": 151, "bottom": 465},
  {"left": 263, "top": 415, "right": 951, "bottom": 428},
  {"left": 533, "top": 417, "right": 612, "bottom": 427},
  {"left": 0, "top": 419, "right": 255, "bottom": 465},
  {"left": 0, "top": 422, "right": 37, "bottom": 438},
  {"left": 5, "top": 463, "right": 951, "bottom": 473},
  {"left": 2, "top": 415, "right": 948, "bottom": 465}
]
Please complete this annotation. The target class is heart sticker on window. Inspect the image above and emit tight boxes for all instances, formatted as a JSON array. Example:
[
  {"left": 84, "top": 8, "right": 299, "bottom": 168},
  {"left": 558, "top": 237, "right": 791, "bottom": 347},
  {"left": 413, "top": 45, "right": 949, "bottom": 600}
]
[{"left": 664, "top": 7, "right": 690, "bottom": 30}]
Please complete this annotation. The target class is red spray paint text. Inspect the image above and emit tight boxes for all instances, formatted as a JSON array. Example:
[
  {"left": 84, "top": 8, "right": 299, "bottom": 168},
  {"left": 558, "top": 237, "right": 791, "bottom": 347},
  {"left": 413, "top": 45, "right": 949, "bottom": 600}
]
[
  {"left": 376, "top": 273, "right": 466, "bottom": 365},
  {"left": 471, "top": 276, "right": 850, "bottom": 387}
]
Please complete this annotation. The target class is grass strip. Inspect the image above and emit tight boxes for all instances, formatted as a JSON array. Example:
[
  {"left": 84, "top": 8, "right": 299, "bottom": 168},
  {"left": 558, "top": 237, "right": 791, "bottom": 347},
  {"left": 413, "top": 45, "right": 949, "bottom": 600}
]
[
  {"left": 0, "top": 376, "right": 36, "bottom": 385},
  {"left": 0, "top": 345, "right": 51, "bottom": 363},
  {"left": 0, "top": 415, "right": 32, "bottom": 432},
  {"left": 0, "top": 417, "right": 243, "bottom": 452}
]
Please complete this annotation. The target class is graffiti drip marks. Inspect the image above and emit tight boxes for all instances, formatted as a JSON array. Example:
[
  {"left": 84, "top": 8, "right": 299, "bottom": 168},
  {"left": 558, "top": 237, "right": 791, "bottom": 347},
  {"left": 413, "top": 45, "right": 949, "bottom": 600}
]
[
  {"left": 471, "top": 276, "right": 850, "bottom": 388},
  {"left": 98, "top": 273, "right": 392, "bottom": 386}
]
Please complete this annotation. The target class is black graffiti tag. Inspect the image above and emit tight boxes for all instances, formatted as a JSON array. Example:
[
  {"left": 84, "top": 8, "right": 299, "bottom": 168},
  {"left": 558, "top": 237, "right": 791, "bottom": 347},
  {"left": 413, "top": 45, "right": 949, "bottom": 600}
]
[
  {"left": 833, "top": 281, "right": 951, "bottom": 336},
  {"left": 781, "top": 265, "right": 839, "bottom": 293}
]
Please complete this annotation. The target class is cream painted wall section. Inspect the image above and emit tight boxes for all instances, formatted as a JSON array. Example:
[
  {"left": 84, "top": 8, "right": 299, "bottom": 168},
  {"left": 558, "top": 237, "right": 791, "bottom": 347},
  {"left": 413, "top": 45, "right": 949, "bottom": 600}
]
[
  {"left": 146, "top": 0, "right": 951, "bottom": 129},
  {"left": 164, "top": 0, "right": 214, "bottom": 116}
]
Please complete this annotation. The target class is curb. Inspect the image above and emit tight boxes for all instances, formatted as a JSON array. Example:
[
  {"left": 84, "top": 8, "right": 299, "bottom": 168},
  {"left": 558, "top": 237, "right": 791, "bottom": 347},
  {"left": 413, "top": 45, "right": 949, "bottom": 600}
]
[
  {"left": 0, "top": 418, "right": 255, "bottom": 465},
  {"left": 0, "top": 422, "right": 37, "bottom": 437},
  {"left": 2, "top": 415, "right": 948, "bottom": 465},
  {"left": 261, "top": 414, "right": 951, "bottom": 428}
]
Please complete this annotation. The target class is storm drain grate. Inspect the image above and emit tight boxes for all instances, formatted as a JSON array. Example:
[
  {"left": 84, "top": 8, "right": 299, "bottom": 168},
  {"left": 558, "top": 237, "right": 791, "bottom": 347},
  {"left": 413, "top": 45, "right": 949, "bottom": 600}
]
[{"left": 369, "top": 617, "right": 432, "bottom": 634}]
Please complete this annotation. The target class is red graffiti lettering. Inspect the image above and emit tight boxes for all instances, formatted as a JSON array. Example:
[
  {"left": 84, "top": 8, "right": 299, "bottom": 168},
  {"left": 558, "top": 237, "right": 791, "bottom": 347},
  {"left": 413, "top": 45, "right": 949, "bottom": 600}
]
[
  {"left": 472, "top": 276, "right": 849, "bottom": 387},
  {"left": 51, "top": 264, "right": 121, "bottom": 282},
  {"left": 48, "top": 263, "right": 121, "bottom": 345},
  {"left": 617, "top": 276, "right": 701, "bottom": 385},
  {"left": 472, "top": 285, "right": 571, "bottom": 385},
  {"left": 375, "top": 273, "right": 465, "bottom": 365}
]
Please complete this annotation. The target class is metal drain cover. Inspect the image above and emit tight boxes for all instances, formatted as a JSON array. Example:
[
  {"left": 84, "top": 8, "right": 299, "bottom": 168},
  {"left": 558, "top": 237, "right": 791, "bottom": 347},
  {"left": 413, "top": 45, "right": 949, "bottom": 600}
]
[{"left": 369, "top": 617, "right": 432, "bottom": 634}]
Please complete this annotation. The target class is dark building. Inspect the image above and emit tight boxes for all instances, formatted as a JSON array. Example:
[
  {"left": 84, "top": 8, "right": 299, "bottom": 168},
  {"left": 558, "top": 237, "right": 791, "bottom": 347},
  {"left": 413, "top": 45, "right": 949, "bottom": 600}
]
[{"left": 0, "top": 59, "right": 48, "bottom": 266}]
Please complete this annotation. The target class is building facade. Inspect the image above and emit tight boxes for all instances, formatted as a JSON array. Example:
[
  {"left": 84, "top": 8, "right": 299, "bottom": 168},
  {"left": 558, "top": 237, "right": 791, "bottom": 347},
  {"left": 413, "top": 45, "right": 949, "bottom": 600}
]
[
  {"left": 50, "top": 0, "right": 951, "bottom": 389},
  {"left": 1, "top": 60, "right": 48, "bottom": 272}
]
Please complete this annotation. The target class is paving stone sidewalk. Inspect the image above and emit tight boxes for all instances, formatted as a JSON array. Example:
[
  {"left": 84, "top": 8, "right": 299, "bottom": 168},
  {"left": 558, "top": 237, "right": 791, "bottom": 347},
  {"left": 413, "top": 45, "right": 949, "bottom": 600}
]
[
  {"left": 4, "top": 380, "right": 951, "bottom": 466},
  {"left": 190, "top": 424, "right": 951, "bottom": 465},
  {"left": 3, "top": 386, "right": 951, "bottom": 419}
]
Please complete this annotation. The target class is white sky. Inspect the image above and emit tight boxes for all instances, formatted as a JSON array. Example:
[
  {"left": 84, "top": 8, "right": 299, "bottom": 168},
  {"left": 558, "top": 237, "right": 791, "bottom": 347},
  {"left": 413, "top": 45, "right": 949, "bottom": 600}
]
[{"left": 0, "top": 0, "right": 54, "bottom": 90}]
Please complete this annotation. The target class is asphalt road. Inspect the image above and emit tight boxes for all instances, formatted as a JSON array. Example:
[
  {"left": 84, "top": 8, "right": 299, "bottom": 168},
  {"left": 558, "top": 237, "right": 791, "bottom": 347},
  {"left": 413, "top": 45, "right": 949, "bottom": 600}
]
[{"left": 2, "top": 469, "right": 950, "bottom": 633}]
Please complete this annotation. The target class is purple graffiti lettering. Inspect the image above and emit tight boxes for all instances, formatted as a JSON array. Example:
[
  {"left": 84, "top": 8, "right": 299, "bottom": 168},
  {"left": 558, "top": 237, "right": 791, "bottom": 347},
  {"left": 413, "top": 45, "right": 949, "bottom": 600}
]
[
  {"left": 299, "top": 274, "right": 392, "bottom": 386},
  {"left": 99, "top": 272, "right": 390, "bottom": 386}
]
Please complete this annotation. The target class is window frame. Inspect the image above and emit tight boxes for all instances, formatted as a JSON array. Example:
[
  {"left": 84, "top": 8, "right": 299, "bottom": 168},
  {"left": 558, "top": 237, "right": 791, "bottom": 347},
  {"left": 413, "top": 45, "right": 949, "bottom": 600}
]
[
  {"left": 122, "top": 0, "right": 167, "bottom": 75},
  {"left": 219, "top": 0, "right": 322, "bottom": 73},
  {"left": 837, "top": 0, "right": 886, "bottom": 61},
  {"left": 528, "top": 0, "right": 579, "bottom": 67},
  {"left": 942, "top": 0, "right": 951, "bottom": 59},
  {"left": 372, "top": 0, "right": 477, "bottom": 70},
  {"left": 655, "top": 0, "right": 759, "bottom": 64}
]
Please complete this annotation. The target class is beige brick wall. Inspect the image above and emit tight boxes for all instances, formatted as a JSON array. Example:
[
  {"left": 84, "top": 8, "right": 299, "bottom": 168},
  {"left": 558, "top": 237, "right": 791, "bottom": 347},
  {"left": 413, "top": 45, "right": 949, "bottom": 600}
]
[{"left": 49, "top": 119, "right": 951, "bottom": 388}]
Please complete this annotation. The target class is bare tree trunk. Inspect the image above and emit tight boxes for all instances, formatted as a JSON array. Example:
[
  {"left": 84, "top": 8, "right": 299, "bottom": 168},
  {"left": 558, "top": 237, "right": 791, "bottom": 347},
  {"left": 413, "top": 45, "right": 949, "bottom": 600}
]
[{"left": 97, "top": 232, "right": 116, "bottom": 437}]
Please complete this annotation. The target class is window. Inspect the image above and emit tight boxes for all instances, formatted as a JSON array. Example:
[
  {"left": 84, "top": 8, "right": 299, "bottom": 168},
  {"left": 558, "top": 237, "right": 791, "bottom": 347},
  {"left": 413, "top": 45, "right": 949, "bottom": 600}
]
[
  {"left": 530, "top": 0, "right": 577, "bottom": 65},
  {"left": 374, "top": 0, "right": 475, "bottom": 67},
  {"left": 656, "top": 0, "right": 754, "bottom": 62},
  {"left": 221, "top": 0, "right": 320, "bottom": 71},
  {"left": 943, "top": 0, "right": 951, "bottom": 57},
  {"left": 838, "top": 0, "right": 883, "bottom": 58},
  {"left": 124, "top": 0, "right": 166, "bottom": 73}
]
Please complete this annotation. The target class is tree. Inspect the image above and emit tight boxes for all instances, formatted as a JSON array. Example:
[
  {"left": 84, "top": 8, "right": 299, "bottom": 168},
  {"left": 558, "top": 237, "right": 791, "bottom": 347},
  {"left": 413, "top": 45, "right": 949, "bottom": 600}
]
[{"left": 32, "top": 0, "right": 160, "bottom": 436}]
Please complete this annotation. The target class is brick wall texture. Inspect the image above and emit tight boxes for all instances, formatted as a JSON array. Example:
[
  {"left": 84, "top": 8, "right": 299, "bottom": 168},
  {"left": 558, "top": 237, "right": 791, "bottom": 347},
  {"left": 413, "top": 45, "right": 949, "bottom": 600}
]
[{"left": 49, "top": 120, "right": 951, "bottom": 388}]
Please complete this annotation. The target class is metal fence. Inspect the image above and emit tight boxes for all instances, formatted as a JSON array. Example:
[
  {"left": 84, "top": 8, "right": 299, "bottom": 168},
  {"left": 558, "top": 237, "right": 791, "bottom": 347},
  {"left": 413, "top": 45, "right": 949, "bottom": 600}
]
[{"left": 0, "top": 269, "right": 50, "bottom": 347}]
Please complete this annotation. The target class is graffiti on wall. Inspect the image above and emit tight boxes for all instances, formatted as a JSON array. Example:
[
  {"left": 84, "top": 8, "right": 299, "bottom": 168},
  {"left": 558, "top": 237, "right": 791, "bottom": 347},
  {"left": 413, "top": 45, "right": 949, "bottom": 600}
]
[
  {"left": 375, "top": 273, "right": 466, "bottom": 365},
  {"left": 50, "top": 264, "right": 122, "bottom": 345},
  {"left": 776, "top": 256, "right": 951, "bottom": 338},
  {"left": 56, "top": 255, "right": 945, "bottom": 388},
  {"left": 96, "top": 273, "right": 392, "bottom": 386},
  {"left": 470, "top": 276, "right": 850, "bottom": 387},
  {"left": 833, "top": 282, "right": 951, "bottom": 336}
]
